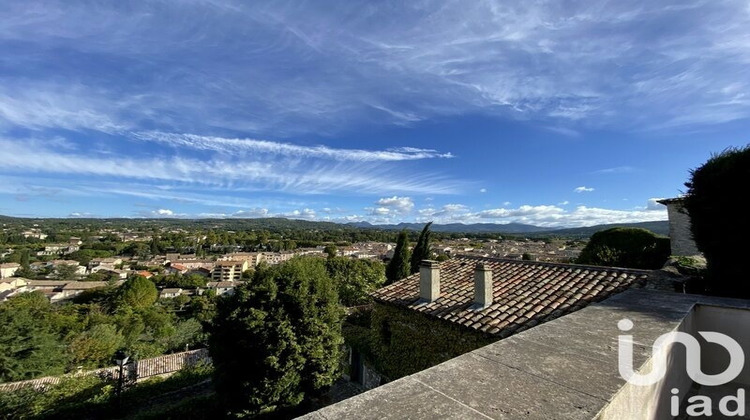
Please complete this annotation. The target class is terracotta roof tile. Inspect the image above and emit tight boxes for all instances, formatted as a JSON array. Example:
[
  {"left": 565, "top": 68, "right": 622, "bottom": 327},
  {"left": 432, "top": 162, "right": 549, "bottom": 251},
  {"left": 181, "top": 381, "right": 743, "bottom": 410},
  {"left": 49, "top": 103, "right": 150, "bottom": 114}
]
[{"left": 371, "top": 255, "right": 650, "bottom": 337}]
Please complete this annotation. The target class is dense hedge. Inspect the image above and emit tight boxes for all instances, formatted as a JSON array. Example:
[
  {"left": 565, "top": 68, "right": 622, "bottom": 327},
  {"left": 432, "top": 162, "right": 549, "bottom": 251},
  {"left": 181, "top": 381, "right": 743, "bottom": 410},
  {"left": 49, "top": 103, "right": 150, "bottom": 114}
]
[
  {"left": 684, "top": 145, "right": 750, "bottom": 297},
  {"left": 576, "top": 227, "right": 670, "bottom": 269}
]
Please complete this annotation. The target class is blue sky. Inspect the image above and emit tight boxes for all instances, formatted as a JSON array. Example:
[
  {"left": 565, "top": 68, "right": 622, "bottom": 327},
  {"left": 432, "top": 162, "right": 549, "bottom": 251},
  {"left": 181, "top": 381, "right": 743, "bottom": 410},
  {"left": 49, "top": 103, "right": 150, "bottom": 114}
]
[{"left": 1, "top": 1, "right": 748, "bottom": 227}]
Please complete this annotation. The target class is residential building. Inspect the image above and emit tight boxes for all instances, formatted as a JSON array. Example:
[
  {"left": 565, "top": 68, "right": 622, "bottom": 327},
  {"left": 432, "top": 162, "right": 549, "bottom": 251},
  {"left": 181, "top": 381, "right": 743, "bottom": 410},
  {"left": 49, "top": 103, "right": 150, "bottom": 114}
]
[
  {"left": 206, "top": 281, "right": 235, "bottom": 296},
  {"left": 218, "top": 252, "right": 262, "bottom": 266},
  {"left": 211, "top": 260, "right": 249, "bottom": 282},
  {"left": 360, "top": 256, "right": 650, "bottom": 381},
  {"left": 61, "top": 281, "right": 113, "bottom": 299},
  {"left": 25, "top": 279, "right": 122, "bottom": 301},
  {"left": 36, "top": 244, "right": 80, "bottom": 256},
  {"left": 260, "top": 251, "right": 295, "bottom": 265},
  {"left": 21, "top": 230, "right": 47, "bottom": 240},
  {"left": 166, "top": 263, "right": 188, "bottom": 274},
  {"left": 160, "top": 288, "right": 184, "bottom": 299},
  {"left": 0, "top": 263, "right": 20, "bottom": 279},
  {"left": 173, "top": 259, "right": 215, "bottom": 270},
  {"left": 49, "top": 260, "right": 87, "bottom": 276},
  {"left": 0, "top": 277, "right": 28, "bottom": 300},
  {"left": 88, "top": 257, "right": 123, "bottom": 272}
]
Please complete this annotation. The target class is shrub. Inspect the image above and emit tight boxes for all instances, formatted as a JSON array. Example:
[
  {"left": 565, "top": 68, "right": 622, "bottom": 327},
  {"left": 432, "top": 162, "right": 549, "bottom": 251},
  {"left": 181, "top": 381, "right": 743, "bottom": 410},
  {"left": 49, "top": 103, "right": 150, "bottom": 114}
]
[{"left": 576, "top": 227, "right": 670, "bottom": 269}]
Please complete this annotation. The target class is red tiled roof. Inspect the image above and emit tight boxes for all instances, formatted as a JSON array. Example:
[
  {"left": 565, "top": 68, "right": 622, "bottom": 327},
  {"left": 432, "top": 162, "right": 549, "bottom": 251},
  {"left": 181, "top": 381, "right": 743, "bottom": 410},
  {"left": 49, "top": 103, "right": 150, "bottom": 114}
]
[{"left": 372, "top": 255, "right": 651, "bottom": 337}]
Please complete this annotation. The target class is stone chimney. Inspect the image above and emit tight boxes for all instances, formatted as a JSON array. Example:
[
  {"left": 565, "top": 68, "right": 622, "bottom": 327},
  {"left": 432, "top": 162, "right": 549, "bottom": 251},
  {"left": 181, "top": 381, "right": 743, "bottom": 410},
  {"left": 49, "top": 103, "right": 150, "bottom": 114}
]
[
  {"left": 473, "top": 263, "right": 493, "bottom": 308},
  {"left": 419, "top": 260, "right": 440, "bottom": 302}
]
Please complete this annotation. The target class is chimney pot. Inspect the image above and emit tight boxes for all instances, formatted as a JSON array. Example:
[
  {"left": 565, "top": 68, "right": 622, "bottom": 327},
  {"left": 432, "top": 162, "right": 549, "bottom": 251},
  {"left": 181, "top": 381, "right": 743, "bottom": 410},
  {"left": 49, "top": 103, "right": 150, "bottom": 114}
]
[
  {"left": 419, "top": 260, "right": 440, "bottom": 302},
  {"left": 474, "top": 263, "right": 493, "bottom": 308}
]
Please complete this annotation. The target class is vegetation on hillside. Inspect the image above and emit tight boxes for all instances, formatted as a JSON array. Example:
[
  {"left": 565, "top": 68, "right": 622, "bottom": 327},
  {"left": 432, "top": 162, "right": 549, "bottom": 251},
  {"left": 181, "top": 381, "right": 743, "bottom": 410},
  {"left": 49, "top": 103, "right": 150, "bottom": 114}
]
[{"left": 0, "top": 279, "right": 211, "bottom": 382}]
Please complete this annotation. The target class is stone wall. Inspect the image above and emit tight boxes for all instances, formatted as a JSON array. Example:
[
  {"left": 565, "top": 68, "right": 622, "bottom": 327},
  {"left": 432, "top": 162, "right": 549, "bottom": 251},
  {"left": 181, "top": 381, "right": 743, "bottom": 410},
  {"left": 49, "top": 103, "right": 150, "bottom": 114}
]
[
  {"left": 665, "top": 201, "right": 701, "bottom": 256},
  {"left": 0, "top": 349, "right": 210, "bottom": 392},
  {"left": 368, "top": 303, "right": 495, "bottom": 380}
]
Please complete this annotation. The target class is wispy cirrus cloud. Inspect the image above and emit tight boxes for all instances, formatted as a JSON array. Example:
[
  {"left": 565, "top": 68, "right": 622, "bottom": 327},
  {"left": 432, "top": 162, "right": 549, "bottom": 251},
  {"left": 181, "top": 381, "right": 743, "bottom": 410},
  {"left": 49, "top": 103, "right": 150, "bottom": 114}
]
[
  {"left": 0, "top": 137, "right": 463, "bottom": 196},
  {"left": 574, "top": 186, "right": 595, "bottom": 193},
  {"left": 1, "top": 1, "right": 748, "bottom": 136},
  {"left": 591, "top": 166, "right": 636, "bottom": 175},
  {"left": 133, "top": 132, "right": 453, "bottom": 162}
]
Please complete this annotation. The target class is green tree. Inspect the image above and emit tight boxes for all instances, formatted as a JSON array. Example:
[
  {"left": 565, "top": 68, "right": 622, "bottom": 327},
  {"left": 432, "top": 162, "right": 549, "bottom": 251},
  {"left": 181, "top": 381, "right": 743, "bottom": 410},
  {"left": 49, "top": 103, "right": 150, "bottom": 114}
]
[
  {"left": 209, "top": 257, "right": 343, "bottom": 416},
  {"left": 69, "top": 324, "right": 124, "bottom": 367},
  {"left": 323, "top": 244, "right": 338, "bottom": 259},
  {"left": 386, "top": 231, "right": 411, "bottom": 284},
  {"left": 150, "top": 237, "right": 160, "bottom": 256},
  {"left": 0, "top": 292, "right": 68, "bottom": 381},
  {"left": 19, "top": 248, "right": 30, "bottom": 270},
  {"left": 684, "top": 145, "right": 750, "bottom": 297},
  {"left": 576, "top": 227, "right": 670, "bottom": 269},
  {"left": 326, "top": 257, "right": 386, "bottom": 306},
  {"left": 117, "top": 276, "right": 158, "bottom": 309},
  {"left": 409, "top": 222, "right": 433, "bottom": 274},
  {"left": 55, "top": 263, "right": 79, "bottom": 280}
]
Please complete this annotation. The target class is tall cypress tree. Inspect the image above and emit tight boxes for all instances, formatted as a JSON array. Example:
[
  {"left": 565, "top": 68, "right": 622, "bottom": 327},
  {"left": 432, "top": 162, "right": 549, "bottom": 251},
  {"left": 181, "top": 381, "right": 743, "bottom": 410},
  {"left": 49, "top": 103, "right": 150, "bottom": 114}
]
[
  {"left": 20, "top": 249, "right": 30, "bottom": 270},
  {"left": 410, "top": 222, "right": 433, "bottom": 274},
  {"left": 386, "top": 231, "right": 411, "bottom": 284}
]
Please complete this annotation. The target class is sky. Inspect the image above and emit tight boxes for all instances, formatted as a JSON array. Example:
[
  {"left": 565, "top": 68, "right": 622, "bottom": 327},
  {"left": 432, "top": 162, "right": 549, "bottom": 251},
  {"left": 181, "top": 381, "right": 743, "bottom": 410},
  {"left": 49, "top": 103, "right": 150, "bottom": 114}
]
[{"left": 0, "top": 1, "right": 748, "bottom": 227}]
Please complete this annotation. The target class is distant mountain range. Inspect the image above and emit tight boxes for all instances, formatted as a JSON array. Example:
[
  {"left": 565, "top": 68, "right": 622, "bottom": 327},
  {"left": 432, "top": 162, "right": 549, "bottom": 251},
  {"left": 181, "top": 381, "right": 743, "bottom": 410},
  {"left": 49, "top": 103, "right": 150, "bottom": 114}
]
[
  {"left": 0, "top": 214, "right": 668, "bottom": 238},
  {"left": 348, "top": 220, "right": 669, "bottom": 237}
]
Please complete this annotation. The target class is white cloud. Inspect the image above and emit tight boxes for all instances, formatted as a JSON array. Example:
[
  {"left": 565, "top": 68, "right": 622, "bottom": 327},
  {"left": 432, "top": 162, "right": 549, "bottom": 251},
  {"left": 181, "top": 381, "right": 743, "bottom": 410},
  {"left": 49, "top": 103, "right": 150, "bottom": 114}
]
[
  {"left": 0, "top": 83, "right": 128, "bottom": 133},
  {"left": 0, "top": 137, "right": 464, "bottom": 196},
  {"left": 558, "top": 201, "right": 570, "bottom": 205},
  {"left": 478, "top": 205, "right": 565, "bottom": 219},
  {"left": 155, "top": 209, "right": 174, "bottom": 216},
  {"left": 591, "top": 166, "right": 636, "bottom": 175},
  {"left": 414, "top": 200, "right": 668, "bottom": 227},
  {"left": 646, "top": 198, "right": 666, "bottom": 211},
  {"left": 280, "top": 208, "right": 317, "bottom": 220},
  {"left": 574, "top": 186, "right": 595, "bottom": 193},
  {"left": 479, "top": 188, "right": 487, "bottom": 193},
  {"left": 375, "top": 196, "right": 415, "bottom": 214},
  {"left": 234, "top": 208, "right": 270, "bottom": 218},
  {"left": 134, "top": 132, "right": 453, "bottom": 162},
  {"left": 418, "top": 204, "right": 471, "bottom": 222}
]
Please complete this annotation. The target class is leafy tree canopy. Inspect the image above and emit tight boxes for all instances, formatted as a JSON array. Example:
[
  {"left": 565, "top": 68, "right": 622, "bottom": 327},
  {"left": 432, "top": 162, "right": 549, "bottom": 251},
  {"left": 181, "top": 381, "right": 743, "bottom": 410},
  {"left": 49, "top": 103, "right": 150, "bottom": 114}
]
[
  {"left": 117, "top": 276, "right": 158, "bottom": 309},
  {"left": 209, "top": 257, "right": 343, "bottom": 416},
  {"left": 326, "top": 257, "right": 385, "bottom": 306}
]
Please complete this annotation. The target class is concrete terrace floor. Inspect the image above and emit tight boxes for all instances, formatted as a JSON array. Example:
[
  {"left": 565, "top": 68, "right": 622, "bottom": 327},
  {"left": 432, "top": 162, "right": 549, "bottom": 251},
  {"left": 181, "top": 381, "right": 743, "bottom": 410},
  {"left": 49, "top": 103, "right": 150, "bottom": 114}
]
[{"left": 300, "top": 289, "right": 750, "bottom": 420}]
